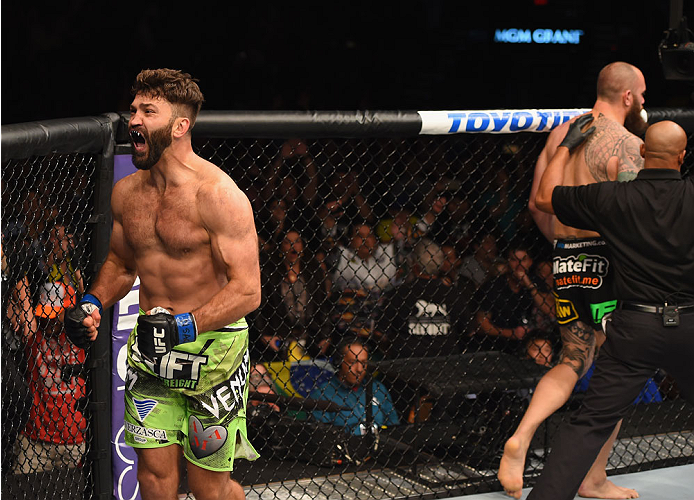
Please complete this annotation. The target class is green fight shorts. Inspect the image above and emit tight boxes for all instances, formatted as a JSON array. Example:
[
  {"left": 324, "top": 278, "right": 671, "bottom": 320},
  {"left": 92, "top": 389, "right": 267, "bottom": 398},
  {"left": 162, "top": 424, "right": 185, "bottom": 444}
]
[{"left": 123, "top": 312, "right": 259, "bottom": 471}]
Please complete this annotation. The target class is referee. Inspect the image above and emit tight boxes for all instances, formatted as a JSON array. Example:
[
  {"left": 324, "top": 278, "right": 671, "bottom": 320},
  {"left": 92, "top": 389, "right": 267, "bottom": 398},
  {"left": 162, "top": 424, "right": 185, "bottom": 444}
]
[{"left": 529, "top": 119, "right": 694, "bottom": 500}]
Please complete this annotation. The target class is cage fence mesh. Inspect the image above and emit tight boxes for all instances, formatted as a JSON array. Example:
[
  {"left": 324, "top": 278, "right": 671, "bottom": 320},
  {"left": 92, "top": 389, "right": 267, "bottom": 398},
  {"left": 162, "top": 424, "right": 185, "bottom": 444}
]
[
  {"left": 2, "top": 152, "right": 98, "bottom": 499},
  {"left": 1, "top": 120, "right": 692, "bottom": 500}
]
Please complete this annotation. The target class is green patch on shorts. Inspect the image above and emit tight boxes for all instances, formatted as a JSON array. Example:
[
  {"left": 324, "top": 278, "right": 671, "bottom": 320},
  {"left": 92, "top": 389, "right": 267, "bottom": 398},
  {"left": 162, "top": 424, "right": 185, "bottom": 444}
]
[{"left": 590, "top": 300, "right": 618, "bottom": 324}]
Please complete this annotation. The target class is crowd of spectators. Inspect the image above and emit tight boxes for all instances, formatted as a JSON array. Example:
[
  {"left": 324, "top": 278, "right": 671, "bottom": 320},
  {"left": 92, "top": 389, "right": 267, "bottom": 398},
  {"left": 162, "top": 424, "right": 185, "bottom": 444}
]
[
  {"left": 247, "top": 138, "right": 558, "bottom": 367},
  {"left": 241, "top": 137, "right": 568, "bottom": 443}
]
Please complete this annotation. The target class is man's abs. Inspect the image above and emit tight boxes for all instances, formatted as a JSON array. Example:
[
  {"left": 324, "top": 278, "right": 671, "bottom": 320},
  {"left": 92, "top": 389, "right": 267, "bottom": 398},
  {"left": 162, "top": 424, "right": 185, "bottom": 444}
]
[{"left": 136, "top": 252, "right": 225, "bottom": 314}]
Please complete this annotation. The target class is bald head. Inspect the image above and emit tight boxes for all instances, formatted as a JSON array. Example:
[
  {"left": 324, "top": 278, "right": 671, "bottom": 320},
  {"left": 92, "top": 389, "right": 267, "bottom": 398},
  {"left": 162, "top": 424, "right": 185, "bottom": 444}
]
[
  {"left": 596, "top": 62, "right": 643, "bottom": 103},
  {"left": 641, "top": 121, "right": 687, "bottom": 170}
]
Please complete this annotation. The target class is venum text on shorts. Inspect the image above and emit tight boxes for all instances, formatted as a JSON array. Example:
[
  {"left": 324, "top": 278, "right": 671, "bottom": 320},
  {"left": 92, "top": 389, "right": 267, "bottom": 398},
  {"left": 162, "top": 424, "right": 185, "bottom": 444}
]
[{"left": 200, "top": 349, "right": 249, "bottom": 419}]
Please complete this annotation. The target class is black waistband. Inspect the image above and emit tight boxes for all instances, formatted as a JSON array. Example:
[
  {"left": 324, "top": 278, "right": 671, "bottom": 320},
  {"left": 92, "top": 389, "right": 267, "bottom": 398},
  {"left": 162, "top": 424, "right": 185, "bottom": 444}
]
[{"left": 617, "top": 301, "right": 694, "bottom": 314}]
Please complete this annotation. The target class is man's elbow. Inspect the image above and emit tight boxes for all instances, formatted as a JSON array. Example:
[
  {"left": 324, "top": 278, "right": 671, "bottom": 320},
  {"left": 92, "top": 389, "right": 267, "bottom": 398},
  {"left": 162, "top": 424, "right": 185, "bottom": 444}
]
[
  {"left": 528, "top": 197, "right": 542, "bottom": 219},
  {"left": 534, "top": 193, "right": 555, "bottom": 214},
  {"left": 248, "top": 288, "right": 262, "bottom": 313}
]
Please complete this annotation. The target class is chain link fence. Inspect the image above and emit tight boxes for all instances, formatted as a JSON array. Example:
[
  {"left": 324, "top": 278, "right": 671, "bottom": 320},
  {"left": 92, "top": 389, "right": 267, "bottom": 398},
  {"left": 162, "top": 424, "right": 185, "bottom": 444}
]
[
  {"left": 2, "top": 153, "right": 100, "bottom": 499},
  {"left": 2, "top": 110, "right": 693, "bottom": 500}
]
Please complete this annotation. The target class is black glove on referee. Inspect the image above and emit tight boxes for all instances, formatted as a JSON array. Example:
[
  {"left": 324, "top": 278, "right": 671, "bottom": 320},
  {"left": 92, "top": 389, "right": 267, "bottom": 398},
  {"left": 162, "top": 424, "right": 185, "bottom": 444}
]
[{"left": 559, "top": 113, "right": 596, "bottom": 152}]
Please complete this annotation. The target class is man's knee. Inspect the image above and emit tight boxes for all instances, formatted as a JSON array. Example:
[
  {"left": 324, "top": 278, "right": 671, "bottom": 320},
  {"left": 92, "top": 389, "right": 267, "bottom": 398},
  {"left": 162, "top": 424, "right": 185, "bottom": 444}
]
[
  {"left": 137, "top": 466, "right": 180, "bottom": 499},
  {"left": 187, "top": 466, "right": 245, "bottom": 500},
  {"left": 136, "top": 447, "right": 181, "bottom": 499}
]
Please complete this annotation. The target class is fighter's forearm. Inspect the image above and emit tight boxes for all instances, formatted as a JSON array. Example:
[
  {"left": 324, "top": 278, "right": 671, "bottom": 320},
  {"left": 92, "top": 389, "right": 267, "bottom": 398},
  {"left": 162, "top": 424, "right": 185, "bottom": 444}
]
[
  {"left": 87, "top": 256, "right": 137, "bottom": 309},
  {"left": 191, "top": 279, "right": 261, "bottom": 333},
  {"left": 536, "top": 147, "right": 570, "bottom": 214}
]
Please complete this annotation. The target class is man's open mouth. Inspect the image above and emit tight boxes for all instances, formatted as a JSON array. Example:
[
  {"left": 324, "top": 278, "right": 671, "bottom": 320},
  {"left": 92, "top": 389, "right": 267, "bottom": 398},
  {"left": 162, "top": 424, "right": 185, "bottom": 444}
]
[{"left": 130, "top": 130, "right": 147, "bottom": 151}]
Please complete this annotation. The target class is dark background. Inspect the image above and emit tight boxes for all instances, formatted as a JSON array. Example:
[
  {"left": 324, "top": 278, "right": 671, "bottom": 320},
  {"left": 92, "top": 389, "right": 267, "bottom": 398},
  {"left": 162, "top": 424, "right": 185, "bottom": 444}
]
[{"left": 2, "top": 0, "right": 693, "bottom": 125}]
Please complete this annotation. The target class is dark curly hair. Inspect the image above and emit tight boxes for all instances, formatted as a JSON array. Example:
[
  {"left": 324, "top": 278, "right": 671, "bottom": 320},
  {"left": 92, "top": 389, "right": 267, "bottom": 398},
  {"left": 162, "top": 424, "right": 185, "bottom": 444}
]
[{"left": 131, "top": 68, "right": 205, "bottom": 125}]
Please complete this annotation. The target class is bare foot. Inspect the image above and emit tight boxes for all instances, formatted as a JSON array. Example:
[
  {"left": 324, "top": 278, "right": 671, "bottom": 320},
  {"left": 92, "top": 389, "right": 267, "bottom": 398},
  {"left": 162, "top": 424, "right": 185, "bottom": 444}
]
[
  {"left": 498, "top": 437, "right": 526, "bottom": 499},
  {"left": 578, "top": 479, "right": 639, "bottom": 499}
]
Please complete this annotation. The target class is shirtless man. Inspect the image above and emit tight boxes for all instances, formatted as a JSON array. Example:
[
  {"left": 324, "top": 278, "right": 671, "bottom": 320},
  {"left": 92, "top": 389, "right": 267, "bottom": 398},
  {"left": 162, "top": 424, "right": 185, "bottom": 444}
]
[
  {"left": 64, "top": 69, "right": 261, "bottom": 500},
  {"left": 498, "top": 62, "right": 647, "bottom": 500}
]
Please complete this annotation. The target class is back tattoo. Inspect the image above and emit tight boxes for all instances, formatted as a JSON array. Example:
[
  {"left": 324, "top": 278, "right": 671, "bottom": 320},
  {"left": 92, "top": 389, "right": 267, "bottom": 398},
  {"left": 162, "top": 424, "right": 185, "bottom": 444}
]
[{"left": 584, "top": 114, "right": 642, "bottom": 182}]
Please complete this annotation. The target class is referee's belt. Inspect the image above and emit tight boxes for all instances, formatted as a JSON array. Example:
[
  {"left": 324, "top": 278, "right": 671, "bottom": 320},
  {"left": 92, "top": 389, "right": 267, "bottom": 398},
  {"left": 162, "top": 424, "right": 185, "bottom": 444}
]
[{"left": 617, "top": 301, "right": 694, "bottom": 314}]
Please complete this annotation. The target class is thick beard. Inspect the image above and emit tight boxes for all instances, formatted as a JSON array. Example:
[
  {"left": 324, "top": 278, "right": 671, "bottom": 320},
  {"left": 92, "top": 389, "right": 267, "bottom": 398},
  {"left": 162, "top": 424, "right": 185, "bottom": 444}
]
[
  {"left": 132, "top": 119, "right": 174, "bottom": 170},
  {"left": 624, "top": 102, "right": 648, "bottom": 137}
]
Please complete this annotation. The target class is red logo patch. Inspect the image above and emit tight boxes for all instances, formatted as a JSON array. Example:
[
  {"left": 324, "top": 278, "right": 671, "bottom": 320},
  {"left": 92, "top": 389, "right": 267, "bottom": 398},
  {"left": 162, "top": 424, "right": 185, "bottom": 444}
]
[{"left": 188, "top": 415, "right": 227, "bottom": 459}]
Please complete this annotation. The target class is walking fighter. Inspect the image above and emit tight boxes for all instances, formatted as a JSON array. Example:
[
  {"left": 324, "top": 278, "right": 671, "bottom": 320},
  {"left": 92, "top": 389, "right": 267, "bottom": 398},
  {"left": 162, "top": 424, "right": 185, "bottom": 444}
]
[{"left": 499, "top": 61, "right": 647, "bottom": 499}]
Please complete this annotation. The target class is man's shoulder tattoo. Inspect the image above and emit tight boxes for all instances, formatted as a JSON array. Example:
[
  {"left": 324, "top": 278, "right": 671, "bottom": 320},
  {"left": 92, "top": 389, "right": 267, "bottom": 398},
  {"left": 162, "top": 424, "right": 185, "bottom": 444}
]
[{"left": 583, "top": 116, "right": 642, "bottom": 182}]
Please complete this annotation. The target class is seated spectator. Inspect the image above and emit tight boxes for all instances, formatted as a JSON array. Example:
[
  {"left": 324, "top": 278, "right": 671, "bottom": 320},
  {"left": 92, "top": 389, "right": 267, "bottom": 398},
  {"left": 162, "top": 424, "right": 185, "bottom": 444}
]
[
  {"left": 332, "top": 223, "right": 398, "bottom": 295},
  {"left": 531, "top": 259, "right": 558, "bottom": 336},
  {"left": 331, "top": 223, "right": 400, "bottom": 353},
  {"left": 43, "top": 220, "right": 85, "bottom": 295},
  {"left": 458, "top": 230, "right": 506, "bottom": 288},
  {"left": 309, "top": 338, "right": 399, "bottom": 435},
  {"left": 523, "top": 329, "right": 556, "bottom": 368},
  {"left": 14, "top": 281, "right": 87, "bottom": 474},
  {"left": 252, "top": 229, "right": 330, "bottom": 361},
  {"left": 379, "top": 238, "right": 475, "bottom": 358},
  {"left": 470, "top": 243, "right": 553, "bottom": 354}
]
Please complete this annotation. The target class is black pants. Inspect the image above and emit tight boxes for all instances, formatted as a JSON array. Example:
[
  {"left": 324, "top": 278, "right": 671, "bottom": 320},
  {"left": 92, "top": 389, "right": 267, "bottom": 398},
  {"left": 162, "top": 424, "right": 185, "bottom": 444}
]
[{"left": 527, "top": 309, "right": 694, "bottom": 500}]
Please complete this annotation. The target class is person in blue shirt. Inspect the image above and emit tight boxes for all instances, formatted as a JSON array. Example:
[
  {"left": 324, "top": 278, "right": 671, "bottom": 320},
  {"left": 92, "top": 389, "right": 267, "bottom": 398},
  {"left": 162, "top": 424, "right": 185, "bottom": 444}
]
[{"left": 309, "top": 338, "right": 399, "bottom": 435}]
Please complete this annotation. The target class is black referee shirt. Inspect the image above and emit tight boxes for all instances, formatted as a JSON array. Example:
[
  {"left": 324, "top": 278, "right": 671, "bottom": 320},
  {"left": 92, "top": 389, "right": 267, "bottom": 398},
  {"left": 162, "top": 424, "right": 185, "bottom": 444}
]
[{"left": 552, "top": 168, "right": 694, "bottom": 304}]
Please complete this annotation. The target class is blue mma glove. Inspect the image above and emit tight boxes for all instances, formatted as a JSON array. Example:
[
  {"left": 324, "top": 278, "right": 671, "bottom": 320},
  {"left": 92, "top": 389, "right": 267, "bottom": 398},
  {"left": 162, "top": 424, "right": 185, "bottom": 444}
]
[{"left": 137, "top": 307, "right": 198, "bottom": 360}]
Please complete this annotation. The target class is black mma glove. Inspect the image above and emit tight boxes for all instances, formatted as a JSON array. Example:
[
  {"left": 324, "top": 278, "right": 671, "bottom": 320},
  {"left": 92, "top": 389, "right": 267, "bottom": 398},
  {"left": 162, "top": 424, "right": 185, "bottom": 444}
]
[
  {"left": 64, "top": 293, "right": 103, "bottom": 349},
  {"left": 137, "top": 307, "right": 198, "bottom": 360},
  {"left": 559, "top": 113, "right": 596, "bottom": 152}
]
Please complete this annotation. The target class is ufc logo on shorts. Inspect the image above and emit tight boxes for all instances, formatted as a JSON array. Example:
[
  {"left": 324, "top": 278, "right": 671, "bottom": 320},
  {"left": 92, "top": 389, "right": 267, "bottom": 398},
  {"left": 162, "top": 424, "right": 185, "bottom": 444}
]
[{"left": 154, "top": 327, "right": 167, "bottom": 354}]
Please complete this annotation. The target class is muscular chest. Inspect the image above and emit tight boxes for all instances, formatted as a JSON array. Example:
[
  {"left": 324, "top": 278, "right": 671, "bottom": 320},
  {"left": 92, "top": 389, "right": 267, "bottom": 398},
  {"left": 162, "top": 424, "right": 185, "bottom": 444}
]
[{"left": 122, "top": 190, "right": 208, "bottom": 255}]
